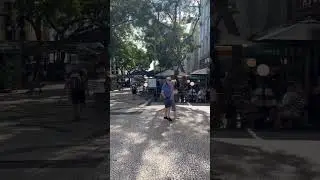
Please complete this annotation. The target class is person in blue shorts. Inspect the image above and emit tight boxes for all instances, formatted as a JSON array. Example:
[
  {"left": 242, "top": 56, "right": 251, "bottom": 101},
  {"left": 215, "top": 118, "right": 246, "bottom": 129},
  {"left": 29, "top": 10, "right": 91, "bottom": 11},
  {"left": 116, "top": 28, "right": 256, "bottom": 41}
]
[{"left": 161, "top": 77, "right": 173, "bottom": 121}]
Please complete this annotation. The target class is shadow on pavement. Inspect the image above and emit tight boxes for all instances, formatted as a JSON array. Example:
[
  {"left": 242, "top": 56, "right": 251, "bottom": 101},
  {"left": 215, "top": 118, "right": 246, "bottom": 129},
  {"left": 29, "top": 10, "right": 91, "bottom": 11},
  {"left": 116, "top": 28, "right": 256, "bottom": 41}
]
[
  {"left": 213, "top": 129, "right": 320, "bottom": 141},
  {"left": 110, "top": 104, "right": 209, "bottom": 179},
  {"left": 213, "top": 129, "right": 254, "bottom": 139},
  {"left": 212, "top": 140, "right": 320, "bottom": 179},
  {"left": 254, "top": 131, "right": 320, "bottom": 141},
  {"left": 0, "top": 89, "right": 108, "bottom": 179}
]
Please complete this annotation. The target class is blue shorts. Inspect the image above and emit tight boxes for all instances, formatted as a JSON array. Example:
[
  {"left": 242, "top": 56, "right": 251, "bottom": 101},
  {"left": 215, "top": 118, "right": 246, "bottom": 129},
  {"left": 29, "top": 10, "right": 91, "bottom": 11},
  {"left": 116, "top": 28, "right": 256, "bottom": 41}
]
[{"left": 164, "top": 98, "right": 172, "bottom": 108}]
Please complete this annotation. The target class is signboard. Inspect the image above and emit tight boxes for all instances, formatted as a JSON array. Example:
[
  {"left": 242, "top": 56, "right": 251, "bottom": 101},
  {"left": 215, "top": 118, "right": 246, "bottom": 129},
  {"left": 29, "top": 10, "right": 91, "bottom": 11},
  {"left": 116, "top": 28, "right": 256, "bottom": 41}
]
[
  {"left": 147, "top": 78, "right": 157, "bottom": 88},
  {"left": 299, "top": 0, "right": 320, "bottom": 9},
  {"left": 246, "top": 58, "right": 256, "bottom": 67},
  {"left": 296, "top": 0, "right": 320, "bottom": 20}
]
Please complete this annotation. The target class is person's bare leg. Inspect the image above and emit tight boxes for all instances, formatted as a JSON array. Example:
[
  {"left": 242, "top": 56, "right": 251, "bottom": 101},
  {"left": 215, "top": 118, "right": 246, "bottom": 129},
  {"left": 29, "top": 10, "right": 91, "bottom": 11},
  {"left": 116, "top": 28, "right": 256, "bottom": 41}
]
[
  {"left": 167, "top": 108, "right": 171, "bottom": 119},
  {"left": 172, "top": 103, "right": 176, "bottom": 119},
  {"left": 164, "top": 108, "right": 168, "bottom": 118}
]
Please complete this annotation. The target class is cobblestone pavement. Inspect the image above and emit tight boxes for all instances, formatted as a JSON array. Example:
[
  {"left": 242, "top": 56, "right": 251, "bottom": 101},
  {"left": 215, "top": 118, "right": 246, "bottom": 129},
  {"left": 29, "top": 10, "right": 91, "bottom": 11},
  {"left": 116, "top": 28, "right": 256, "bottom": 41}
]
[
  {"left": 110, "top": 99, "right": 210, "bottom": 180},
  {"left": 0, "top": 84, "right": 111, "bottom": 180},
  {"left": 213, "top": 130, "right": 320, "bottom": 180}
]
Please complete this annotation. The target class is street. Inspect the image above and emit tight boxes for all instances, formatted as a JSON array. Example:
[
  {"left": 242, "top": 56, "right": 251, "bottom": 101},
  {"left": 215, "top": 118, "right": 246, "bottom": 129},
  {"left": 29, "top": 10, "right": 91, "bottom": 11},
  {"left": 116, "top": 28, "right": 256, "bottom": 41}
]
[
  {"left": 213, "top": 129, "right": 320, "bottom": 179},
  {"left": 110, "top": 91, "right": 210, "bottom": 179},
  {"left": 0, "top": 83, "right": 108, "bottom": 180},
  {"left": 3, "top": 86, "right": 319, "bottom": 180}
]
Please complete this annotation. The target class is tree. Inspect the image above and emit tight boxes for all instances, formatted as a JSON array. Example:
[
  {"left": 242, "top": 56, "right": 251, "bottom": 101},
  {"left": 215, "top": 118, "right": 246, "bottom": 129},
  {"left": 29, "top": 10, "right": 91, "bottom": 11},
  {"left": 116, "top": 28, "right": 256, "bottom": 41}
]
[
  {"left": 41, "top": 0, "right": 85, "bottom": 40},
  {"left": 141, "top": 0, "right": 201, "bottom": 71},
  {"left": 15, "top": 0, "right": 46, "bottom": 40},
  {"left": 213, "top": 0, "right": 240, "bottom": 42},
  {"left": 109, "top": 0, "right": 155, "bottom": 71},
  {"left": 114, "top": 40, "right": 149, "bottom": 73},
  {"left": 15, "top": 0, "right": 100, "bottom": 41}
]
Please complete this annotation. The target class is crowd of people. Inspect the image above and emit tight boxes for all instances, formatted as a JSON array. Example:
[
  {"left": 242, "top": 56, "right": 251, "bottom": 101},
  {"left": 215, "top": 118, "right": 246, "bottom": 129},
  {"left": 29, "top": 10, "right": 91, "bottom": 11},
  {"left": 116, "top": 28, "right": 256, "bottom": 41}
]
[{"left": 156, "top": 77, "right": 209, "bottom": 103}]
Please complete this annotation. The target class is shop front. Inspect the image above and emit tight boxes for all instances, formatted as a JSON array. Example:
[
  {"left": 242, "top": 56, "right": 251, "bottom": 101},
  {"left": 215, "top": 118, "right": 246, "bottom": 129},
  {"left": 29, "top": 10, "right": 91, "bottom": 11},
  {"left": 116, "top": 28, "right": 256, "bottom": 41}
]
[{"left": 252, "top": 18, "right": 320, "bottom": 129}]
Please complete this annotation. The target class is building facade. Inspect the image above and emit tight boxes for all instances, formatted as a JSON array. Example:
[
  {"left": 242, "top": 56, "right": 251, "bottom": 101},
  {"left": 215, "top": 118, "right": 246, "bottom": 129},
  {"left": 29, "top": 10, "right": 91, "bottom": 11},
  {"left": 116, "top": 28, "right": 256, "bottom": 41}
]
[
  {"left": 184, "top": 20, "right": 200, "bottom": 74},
  {"left": 198, "top": 0, "right": 210, "bottom": 68}
]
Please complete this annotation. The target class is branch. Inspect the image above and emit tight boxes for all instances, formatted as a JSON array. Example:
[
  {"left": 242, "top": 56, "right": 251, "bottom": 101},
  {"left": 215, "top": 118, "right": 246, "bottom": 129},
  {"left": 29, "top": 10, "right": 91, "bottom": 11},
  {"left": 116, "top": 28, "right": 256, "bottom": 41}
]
[
  {"left": 164, "top": 11, "right": 174, "bottom": 22},
  {"left": 214, "top": 15, "right": 223, "bottom": 28},
  {"left": 182, "top": 17, "right": 200, "bottom": 43},
  {"left": 111, "top": 19, "right": 135, "bottom": 28},
  {"left": 24, "top": 16, "right": 36, "bottom": 30}
]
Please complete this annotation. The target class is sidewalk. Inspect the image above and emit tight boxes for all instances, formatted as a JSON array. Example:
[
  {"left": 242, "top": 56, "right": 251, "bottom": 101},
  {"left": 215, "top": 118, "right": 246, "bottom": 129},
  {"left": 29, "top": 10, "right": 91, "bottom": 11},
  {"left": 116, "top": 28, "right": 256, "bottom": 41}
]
[
  {"left": 0, "top": 88, "right": 107, "bottom": 177},
  {"left": 0, "top": 79, "right": 105, "bottom": 97}
]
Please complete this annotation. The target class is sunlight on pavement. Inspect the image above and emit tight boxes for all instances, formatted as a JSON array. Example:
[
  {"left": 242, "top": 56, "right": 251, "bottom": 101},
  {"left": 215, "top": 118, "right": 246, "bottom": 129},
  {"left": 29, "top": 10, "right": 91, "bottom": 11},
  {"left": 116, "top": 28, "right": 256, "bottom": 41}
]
[
  {"left": 0, "top": 133, "right": 17, "bottom": 142},
  {"left": 213, "top": 137, "right": 320, "bottom": 179},
  {"left": 110, "top": 103, "right": 210, "bottom": 179},
  {"left": 137, "top": 147, "right": 179, "bottom": 179}
]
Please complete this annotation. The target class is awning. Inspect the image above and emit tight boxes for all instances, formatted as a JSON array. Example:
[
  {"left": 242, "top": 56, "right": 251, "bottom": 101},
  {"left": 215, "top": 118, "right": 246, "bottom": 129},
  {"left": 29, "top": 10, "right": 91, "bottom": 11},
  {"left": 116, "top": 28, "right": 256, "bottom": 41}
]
[
  {"left": 22, "top": 41, "right": 104, "bottom": 55},
  {"left": 191, "top": 68, "right": 210, "bottom": 75},
  {"left": 128, "top": 70, "right": 152, "bottom": 77},
  {"left": 155, "top": 69, "right": 186, "bottom": 77},
  {"left": 254, "top": 19, "right": 320, "bottom": 42}
]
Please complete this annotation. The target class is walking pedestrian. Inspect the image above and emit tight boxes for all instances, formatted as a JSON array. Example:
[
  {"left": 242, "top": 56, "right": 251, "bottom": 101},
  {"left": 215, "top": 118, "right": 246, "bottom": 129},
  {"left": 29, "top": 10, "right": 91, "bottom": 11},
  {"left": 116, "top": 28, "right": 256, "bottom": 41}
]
[
  {"left": 131, "top": 83, "right": 137, "bottom": 99},
  {"left": 161, "top": 77, "right": 173, "bottom": 121},
  {"left": 65, "top": 69, "right": 87, "bottom": 121}
]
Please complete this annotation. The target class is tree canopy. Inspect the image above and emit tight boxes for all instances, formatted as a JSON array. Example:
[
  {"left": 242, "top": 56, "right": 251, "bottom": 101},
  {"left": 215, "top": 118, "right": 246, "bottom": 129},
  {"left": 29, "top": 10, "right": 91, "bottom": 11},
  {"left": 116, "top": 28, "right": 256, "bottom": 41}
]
[{"left": 13, "top": 0, "right": 201, "bottom": 72}]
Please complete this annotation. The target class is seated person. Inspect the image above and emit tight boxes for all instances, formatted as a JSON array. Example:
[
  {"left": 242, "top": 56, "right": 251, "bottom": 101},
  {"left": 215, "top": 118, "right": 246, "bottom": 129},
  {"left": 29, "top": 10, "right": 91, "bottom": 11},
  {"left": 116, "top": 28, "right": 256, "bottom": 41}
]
[
  {"left": 273, "top": 84, "right": 305, "bottom": 128},
  {"left": 197, "top": 88, "right": 205, "bottom": 102},
  {"left": 188, "top": 88, "right": 196, "bottom": 102}
]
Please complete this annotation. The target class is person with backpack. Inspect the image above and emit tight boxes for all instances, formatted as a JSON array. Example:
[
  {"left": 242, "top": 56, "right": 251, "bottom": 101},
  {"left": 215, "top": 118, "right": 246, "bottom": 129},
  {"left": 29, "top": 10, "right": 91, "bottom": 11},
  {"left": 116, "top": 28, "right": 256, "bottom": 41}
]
[
  {"left": 161, "top": 77, "right": 174, "bottom": 121},
  {"left": 66, "top": 69, "right": 87, "bottom": 120}
]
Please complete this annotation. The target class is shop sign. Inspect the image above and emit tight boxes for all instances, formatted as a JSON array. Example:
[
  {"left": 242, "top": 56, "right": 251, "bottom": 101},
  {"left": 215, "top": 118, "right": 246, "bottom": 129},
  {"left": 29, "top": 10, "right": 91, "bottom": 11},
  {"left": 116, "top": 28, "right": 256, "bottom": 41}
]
[
  {"left": 299, "top": 0, "right": 320, "bottom": 9},
  {"left": 296, "top": 0, "right": 320, "bottom": 19},
  {"left": 246, "top": 58, "right": 256, "bottom": 67}
]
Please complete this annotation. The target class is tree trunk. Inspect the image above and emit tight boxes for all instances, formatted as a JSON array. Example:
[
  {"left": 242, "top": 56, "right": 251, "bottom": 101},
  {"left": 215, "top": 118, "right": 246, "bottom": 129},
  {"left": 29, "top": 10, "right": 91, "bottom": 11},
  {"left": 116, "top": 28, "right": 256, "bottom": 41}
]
[{"left": 33, "top": 19, "right": 42, "bottom": 81}]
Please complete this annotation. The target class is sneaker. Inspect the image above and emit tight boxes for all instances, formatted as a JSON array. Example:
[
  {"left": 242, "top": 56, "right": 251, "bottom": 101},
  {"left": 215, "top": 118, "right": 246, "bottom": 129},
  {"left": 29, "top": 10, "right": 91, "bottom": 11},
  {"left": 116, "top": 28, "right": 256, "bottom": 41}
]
[
  {"left": 167, "top": 118, "right": 173, "bottom": 121},
  {"left": 164, "top": 117, "right": 168, "bottom": 119}
]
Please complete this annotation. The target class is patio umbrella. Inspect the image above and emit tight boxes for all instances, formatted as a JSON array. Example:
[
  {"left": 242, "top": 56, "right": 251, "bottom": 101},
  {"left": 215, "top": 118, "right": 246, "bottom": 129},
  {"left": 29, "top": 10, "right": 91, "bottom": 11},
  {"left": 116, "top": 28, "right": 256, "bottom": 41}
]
[
  {"left": 128, "top": 70, "right": 151, "bottom": 77},
  {"left": 254, "top": 19, "right": 320, "bottom": 42},
  {"left": 155, "top": 69, "right": 186, "bottom": 77},
  {"left": 191, "top": 68, "right": 210, "bottom": 75}
]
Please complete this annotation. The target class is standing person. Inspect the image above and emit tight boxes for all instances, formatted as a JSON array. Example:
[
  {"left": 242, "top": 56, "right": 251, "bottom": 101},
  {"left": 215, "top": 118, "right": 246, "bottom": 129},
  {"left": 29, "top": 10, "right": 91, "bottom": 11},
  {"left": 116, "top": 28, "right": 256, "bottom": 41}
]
[
  {"left": 161, "top": 77, "right": 173, "bottom": 121},
  {"left": 66, "top": 69, "right": 86, "bottom": 121},
  {"left": 81, "top": 68, "right": 89, "bottom": 96},
  {"left": 131, "top": 83, "right": 137, "bottom": 99},
  {"left": 273, "top": 84, "right": 305, "bottom": 129},
  {"left": 171, "top": 79, "right": 177, "bottom": 120}
]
